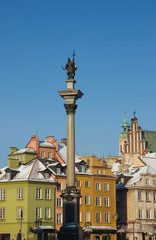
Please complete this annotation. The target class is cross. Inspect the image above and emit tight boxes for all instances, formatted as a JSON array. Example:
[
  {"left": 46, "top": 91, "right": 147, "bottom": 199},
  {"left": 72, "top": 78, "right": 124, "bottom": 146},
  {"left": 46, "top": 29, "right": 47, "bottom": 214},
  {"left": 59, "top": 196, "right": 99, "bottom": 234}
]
[
  {"left": 133, "top": 110, "right": 136, "bottom": 118},
  {"left": 124, "top": 110, "right": 126, "bottom": 119},
  {"left": 72, "top": 50, "right": 75, "bottom": 61}
]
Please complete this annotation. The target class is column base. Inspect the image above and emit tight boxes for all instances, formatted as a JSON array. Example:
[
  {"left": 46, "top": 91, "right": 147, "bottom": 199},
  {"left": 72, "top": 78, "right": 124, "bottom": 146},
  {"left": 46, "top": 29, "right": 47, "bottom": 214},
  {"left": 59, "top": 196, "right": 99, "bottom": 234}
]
[{"left": 58, "top": 223, "right": 83, "bottom": 240}]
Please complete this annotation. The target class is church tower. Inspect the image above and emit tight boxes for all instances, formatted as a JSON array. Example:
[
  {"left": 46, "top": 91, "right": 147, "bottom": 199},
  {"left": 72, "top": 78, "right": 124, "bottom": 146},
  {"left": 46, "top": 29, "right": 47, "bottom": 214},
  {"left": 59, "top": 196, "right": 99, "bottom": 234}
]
[{"left": 119, "top": 112, "right": 130, "bottom": 156}]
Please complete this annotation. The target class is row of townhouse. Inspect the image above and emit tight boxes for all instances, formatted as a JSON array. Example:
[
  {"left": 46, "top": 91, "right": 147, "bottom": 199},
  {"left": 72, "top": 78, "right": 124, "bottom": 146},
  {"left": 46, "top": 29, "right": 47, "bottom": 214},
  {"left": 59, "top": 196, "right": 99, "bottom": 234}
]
[
  {"left": 115, "top": 153, "right": 156, "bottom": 240},
  {"left": 0, "top": 135, "right": 117, "bottom": 240}
]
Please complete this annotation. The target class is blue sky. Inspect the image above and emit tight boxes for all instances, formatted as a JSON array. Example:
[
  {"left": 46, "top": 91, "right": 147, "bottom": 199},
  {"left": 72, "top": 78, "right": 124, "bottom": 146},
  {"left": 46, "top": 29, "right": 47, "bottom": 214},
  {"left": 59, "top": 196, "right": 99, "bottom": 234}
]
[{"left": 0, "top": 1, "right": 156, "bottom": 167}]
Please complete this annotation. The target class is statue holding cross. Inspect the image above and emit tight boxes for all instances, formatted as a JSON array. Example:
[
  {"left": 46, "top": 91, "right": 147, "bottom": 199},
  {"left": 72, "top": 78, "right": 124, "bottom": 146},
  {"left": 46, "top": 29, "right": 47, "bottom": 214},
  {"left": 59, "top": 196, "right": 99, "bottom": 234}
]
[{"left": 63, "top": 51, "right": 77, "bottom": 79}]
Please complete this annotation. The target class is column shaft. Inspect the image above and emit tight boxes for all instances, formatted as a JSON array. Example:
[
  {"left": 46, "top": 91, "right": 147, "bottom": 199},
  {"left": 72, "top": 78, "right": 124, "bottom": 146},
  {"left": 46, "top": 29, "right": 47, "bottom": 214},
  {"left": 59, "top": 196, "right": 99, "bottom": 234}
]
[{"left": 67, "top": 112, "right": 75, "bottom": 187}]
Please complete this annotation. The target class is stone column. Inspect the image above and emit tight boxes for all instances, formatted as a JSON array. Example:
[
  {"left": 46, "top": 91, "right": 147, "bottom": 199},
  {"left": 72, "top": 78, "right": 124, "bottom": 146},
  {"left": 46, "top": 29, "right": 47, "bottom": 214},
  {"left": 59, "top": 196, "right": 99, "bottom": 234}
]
[
  {"left": 58, "top": 55, "right": 83, "bottom": 240},
  {"left": 65, "top": 103, "right": 77, "bottom": 187}
]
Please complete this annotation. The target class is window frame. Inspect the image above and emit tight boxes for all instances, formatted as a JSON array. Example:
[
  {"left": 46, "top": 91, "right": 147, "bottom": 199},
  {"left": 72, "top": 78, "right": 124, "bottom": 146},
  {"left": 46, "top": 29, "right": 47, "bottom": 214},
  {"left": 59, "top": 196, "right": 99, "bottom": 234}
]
[
  {"left": 104, "top": 197, "right": 110, "bottom": 207},
  {"left": 0, "top": 189, "right": 5, "bottom": 200},
  {"left": 36, "top": 188, "right": 42, "bottom": 200},
  {"left": 85, "top": 195, "right": 90, "bottom": 205},
  {"left": 96, "top": 196, "right": 101, "bottom": 206},
  {"left": 105, "top": 212, "right": 109, "bottom": 223},
  {"left": 45, "top": 207, "right": 50, "bottom": 219},
  {"left": 45, "top": 188, "right": 51, "bottom": 200},
  {"left": 0, "top": 208, "right": 5, "bottom": 219},
  {"left": 85, "top": 212, "right": 90, "bottom": 223},
  {"left": 36, "top": 207, "right": 42, "bottom": 219},
  {"left": 57, "top": 213, "right": 62, "bottom": 224},
  {"left": 85, "top": 181, "right": 90, "bottom": 188},
  {"left": 17, "top": 207, "right": 23, "bottom": 219},
  {"left": 146, "top": 209, "right": 151, "bottom": 219},
  {"left": 104, "top": 183, "right": 109, "bottom": 191},
  {"left": 18, "top": 188, "right": 23, "bottom": 199},
  {"left": 96, "top": 183, "right": 101, "bottom": 191},
  {"left": 57, "top": 198, "right": 62, "bottom": 207},
  {"left": 96, "top": 212, "right": 101, "bottom": 223}
]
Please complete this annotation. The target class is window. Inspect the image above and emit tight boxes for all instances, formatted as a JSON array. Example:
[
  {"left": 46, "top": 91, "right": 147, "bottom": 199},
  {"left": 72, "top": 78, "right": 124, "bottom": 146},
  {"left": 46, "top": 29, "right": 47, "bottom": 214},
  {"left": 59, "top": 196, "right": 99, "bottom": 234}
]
[
  {"left": 36, "top": 207, "right": 41, "bottom": 219},
  {"left": 0, "top": 189, "right": 5, "bottom": 200},
  {"left": 45, "top": 189, "right": 51, "bottom": 200},
  {"left": 57, "top": 198, "right": 62, "bottom": 207},
  {"left": 17, "top": 207, "right": 23, "bottom": 219},
  {"left": 6, "top": 172, "right": 11, "bottom": 180},
  {"left": 18, "top": 188, "right": 23, "bottom": 199},
  {"left": 87, "top": 159, "right": 90, "bottom": 165},
  {"left": 45, "top": 173, "right": 50, "bottom": 179},
  {"left": 57, "top": 213, "right": 62, "bottom": 223},
  {"left": 85, "top": 181, "right": 90, "bottom": 188},
  {"left": 96, "top": 183, "right": 101, "bottom": 190},
  {"left": 57, "top": 183, "right": 61, "bottom": 191},
  {"left": 36, "top": 188, "right": 42, "bottom": 199},
  {"left": 80, "top": 165, "right": 86, "bottom": 173},
  {"left": 154, "top": 210, "right": 156, "bottom": 219},
  {"left": 45, "top": 208, "right": 50, "bottom": 218},
  {"left": 96, "top": 197, "right": 101, "bottom": 206},
  {"left": 153, "top": 180, "right": 156, "bottom": 186},
  {"left": 56, "top": 168, "right": 61, "bottom": 175},
  {"left": 0, "top": 208, "right": 5, "bottom": 219},
  {"left": 105, "top": 213, "right": 109, "bottom": 223},
  {"left": 104, "top": 197, "right": 109, "bottom": 207},
  {"left": 85, "top": 195, "right": 90, "bottom": 205},
  {"left": 146, "top": 209, "right": 151, "bottom": 219},
  {"left": 138, "top": 191, "right": 143, "bottom": 201},
  {"left": 145, "top": 178, "right": 149, "bottom": 185},
  {"left": 41, "top": 151, "right": 45, "bottom": 158},
  {"left": 77, "top": 180, "right": 81, "bottom": 187},
  {"left": 80, "top": 212, "right": 82, "bottom": 222},
  {"left": 154, "top": 192, "right": 156, "bottom": 202},
  {"left": 97, "top": 170, "right": 100, "bottom": 174},
  {"left": 85, "top": 212, "right": 90, "bottom": 223},
  {"left": 138, "top": 209, "right": 143, "bottom": 219},
  {"left": 48, "top": 152, "right": 51, "bottom": 159},
  {"left": 96, "top": 212, "right": 101, "bottom": 223},
  {"left": 146, "top": 191, "right": 150, "bottom": 201},
  {"left": 101, "top": 170, "right": 105, "bottom": 175},
  {"left": 104, "top": 183, "right": 109, "bottom": 191}
]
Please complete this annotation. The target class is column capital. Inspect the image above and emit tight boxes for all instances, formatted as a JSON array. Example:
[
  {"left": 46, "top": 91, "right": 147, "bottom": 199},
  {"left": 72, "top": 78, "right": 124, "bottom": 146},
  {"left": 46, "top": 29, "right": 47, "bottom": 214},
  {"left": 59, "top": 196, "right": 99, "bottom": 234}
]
[{"left": 64, "top": 104, "right": 77, "bottom": 114}]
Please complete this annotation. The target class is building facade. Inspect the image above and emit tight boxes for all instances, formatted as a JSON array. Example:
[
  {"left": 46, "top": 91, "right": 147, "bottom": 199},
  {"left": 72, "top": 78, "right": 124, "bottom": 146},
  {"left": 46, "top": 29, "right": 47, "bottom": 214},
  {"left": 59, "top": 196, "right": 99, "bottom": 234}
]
[
  {"left": 116, "top": 154, "right": 156, "bottom": 240},
  {"left": 119, "top": 113, "right": 156, "bottom": 156},
  {"left": 79, "top": 155, "right": 117, "bottom": 240},
  {"left": 0, "top": 153, "right": 55, "bottom": 240}
]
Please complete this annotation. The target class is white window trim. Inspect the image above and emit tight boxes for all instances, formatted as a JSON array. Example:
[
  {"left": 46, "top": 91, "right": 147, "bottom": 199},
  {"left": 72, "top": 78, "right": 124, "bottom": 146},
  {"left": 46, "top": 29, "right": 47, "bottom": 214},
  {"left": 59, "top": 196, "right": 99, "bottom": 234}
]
[
  {"left": 45, "top": 207, "right": 50, "bottom": 219},
  {"left": 0, "top": 189, "right": 5, "bottom": 200}
]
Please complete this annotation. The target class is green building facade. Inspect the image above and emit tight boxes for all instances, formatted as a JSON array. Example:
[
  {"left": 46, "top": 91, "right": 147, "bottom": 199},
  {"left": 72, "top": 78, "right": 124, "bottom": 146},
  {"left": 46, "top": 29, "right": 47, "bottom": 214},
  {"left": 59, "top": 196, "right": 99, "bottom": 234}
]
[{"left": 0, "top": 148, "right": 55, "bottom": 240}]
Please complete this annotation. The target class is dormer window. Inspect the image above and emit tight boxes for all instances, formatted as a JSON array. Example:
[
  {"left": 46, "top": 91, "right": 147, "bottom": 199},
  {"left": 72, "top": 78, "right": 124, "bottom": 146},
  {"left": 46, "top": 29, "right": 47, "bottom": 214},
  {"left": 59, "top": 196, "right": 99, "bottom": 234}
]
[
  {"left": 41, "top": 152, "right": 45, "bottom": 158},
  {"left": 146, "top": 178, "right": 149, "bottom": 185},
  {"left": 80, "top": 165, "right": 86, "bottom": 173},
  {"left": 87, "top": 159, "right": 90, "bottom": 165},
  {"left": 6, "top": 172, "right": 11, "bottom": 180},
  {"left": 48, "top": 152, "right": 51, "bottom": 159},
  {"left": 45, "top": 173, "right": 50, "bottom": 180},
  {"left": 56, "top": 168, "right": 61, "bottom": 175}
]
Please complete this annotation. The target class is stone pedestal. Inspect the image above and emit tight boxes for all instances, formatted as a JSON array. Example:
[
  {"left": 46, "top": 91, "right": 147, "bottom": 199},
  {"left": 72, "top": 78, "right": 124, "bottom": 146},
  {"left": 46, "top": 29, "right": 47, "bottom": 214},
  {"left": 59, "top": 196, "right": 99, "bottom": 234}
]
[{"left": 58, "top": 187, "right": 83, "bottom": 240}]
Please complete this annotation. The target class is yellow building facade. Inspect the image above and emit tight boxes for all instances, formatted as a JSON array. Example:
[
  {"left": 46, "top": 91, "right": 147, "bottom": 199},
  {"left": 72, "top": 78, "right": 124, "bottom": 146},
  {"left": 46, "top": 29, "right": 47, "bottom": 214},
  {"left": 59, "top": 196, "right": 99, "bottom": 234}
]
[
  {"left": 0, "top": 148, "right": 55, "bottom": 240},
  {"left": 76, "top": 155, "right": 117, "bottom": 240}
]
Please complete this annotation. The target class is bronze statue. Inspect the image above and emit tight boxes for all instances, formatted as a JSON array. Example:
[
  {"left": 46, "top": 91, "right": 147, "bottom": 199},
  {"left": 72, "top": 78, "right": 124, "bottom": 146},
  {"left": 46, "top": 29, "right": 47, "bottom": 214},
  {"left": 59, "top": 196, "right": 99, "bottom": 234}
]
[{"left": 63, "top": 51, "right": 77, "bottom": 79}]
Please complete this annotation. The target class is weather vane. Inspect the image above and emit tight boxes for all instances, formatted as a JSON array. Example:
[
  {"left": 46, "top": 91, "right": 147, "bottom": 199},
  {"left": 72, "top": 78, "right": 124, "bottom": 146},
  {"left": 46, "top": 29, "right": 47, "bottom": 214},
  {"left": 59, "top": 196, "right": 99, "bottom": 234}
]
[{"left": 62, "top": 50, "right": 77, "bottom": 79}]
